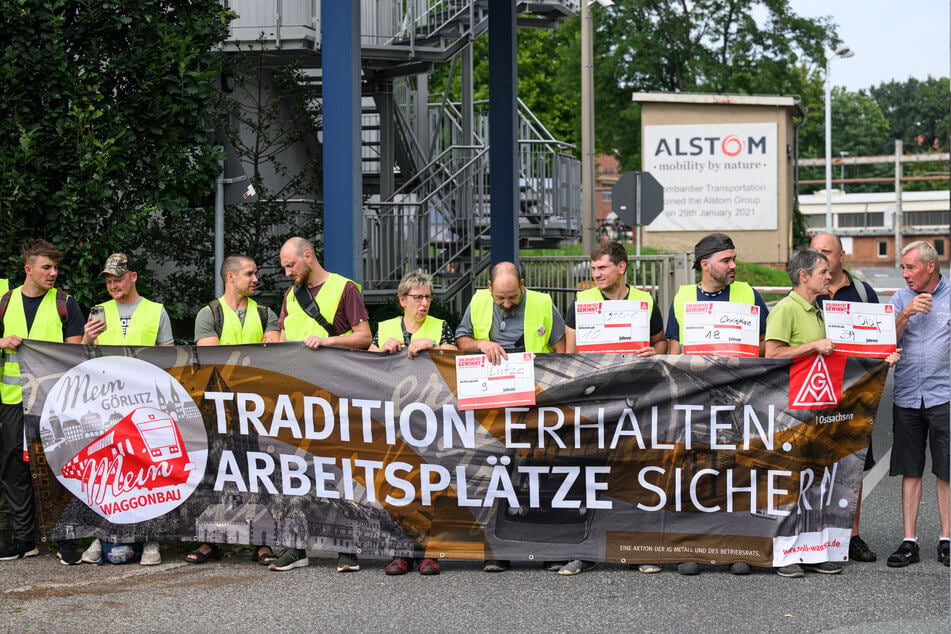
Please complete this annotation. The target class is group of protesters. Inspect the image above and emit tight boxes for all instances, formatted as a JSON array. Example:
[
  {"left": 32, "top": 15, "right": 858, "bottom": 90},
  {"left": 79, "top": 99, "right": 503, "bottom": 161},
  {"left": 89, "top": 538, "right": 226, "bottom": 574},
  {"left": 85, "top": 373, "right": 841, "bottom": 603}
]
[{"left": 0, "top": 231, "right": 946, "bottom": 578}]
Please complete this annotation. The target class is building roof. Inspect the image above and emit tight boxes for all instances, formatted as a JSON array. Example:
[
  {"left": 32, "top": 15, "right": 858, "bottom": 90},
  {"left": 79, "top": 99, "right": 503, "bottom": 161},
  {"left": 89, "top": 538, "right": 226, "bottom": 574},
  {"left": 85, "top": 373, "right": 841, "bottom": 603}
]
[{"left": 632, "top": 92, "right": 801, "bottom": 108}]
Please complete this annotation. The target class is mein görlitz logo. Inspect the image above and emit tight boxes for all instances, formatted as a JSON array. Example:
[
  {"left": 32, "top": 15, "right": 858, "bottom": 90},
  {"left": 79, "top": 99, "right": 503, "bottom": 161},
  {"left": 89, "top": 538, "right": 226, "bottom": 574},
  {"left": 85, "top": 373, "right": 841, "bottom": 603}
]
[{"left": 39, "top": 356, "right": 207, "bottom": 523}]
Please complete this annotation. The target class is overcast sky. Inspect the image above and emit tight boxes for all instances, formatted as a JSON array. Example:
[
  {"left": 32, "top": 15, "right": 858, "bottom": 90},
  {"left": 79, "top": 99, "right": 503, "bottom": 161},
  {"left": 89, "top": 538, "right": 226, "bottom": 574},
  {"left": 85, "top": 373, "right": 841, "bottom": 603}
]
[{"left": 789, "top": 0, "right": 950, "bottom": 91}]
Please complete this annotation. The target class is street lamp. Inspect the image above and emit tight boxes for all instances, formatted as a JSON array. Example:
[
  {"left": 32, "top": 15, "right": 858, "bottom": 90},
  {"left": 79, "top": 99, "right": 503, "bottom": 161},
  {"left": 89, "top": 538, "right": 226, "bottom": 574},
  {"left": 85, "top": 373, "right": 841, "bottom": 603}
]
[
  {"left": 581, "top": 0, "right": 614, "bottom": 255},
  {"left": 839, "top": 150, "right": 849, "bottom": 192},
  {"left": 824, "top": 45, "right": 854, "bottom": 232}
]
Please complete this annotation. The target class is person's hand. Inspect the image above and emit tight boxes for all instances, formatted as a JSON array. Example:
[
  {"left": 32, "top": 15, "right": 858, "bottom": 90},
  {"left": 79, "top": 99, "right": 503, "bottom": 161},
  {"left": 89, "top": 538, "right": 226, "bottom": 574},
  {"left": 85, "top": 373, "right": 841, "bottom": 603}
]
[
  {"left": 479, "top": 340, "right": 508, "bottom": 365},
  {"left": 406, "top": 338, "right": 434, "bottom": 359},
  {"left": 304, "top": 335, "right": 327, "bottom": 349},
  {"left": 904, "top": 293, "right": 933, "bottom": 317},
  {"left": 380, "top": 337, "right": 403, "bottom": 355},
  {"left": 885, "top": 349, "right": 902, "bottom": 367},
  {"left": 813, "top": 338, "right": 835, "bottom": 356},
  {"left": 0, "top": 335, "right": 22, "bottom": 351},
  {"left": 635, "top": 345, "right": 656, "bottom": 358},
  {"left": 83, "top": 318, "right": 107, "bottom": 343}
]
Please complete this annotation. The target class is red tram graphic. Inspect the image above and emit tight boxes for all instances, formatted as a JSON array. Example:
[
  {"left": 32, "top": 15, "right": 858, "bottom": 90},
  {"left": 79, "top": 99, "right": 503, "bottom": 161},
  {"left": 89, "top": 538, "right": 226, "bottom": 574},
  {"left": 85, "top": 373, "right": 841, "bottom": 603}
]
[{"left": 61, "top": 407, "right": 195, "bottom": 497}]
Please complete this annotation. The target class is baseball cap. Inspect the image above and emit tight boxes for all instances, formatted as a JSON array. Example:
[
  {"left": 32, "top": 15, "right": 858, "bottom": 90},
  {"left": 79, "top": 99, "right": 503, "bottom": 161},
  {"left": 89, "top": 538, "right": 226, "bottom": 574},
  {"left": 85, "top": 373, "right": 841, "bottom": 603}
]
[{"left": 101, "top": 253, "right": 135, "bottom": 277}]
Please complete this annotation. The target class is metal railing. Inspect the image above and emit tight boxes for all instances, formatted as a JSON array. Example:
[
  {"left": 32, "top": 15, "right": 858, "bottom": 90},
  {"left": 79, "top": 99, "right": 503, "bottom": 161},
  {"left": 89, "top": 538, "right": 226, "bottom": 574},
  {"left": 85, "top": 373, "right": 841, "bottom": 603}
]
[{"left": 474, "top": 253, "right": 693, "bottom": 317}]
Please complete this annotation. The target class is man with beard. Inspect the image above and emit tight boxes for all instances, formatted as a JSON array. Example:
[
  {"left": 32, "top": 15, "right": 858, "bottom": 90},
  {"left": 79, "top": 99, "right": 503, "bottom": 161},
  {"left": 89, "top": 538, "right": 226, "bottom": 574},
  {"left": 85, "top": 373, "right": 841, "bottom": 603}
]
[
  {"left": 666, "top": 233, "right": 770, "bottom": 357},
  {"left": 80, "top": 252, "right": 174, "bottom": 566},
  {"left": 274, "top": 237, "right": 371, "bottom": 573}
]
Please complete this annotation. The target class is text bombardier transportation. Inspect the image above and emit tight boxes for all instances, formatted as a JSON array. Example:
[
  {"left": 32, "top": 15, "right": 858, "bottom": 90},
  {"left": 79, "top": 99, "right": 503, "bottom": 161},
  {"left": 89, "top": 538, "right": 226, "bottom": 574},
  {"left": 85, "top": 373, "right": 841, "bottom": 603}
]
[{"left": 202, "top": 391, "right": 778, "bottom": 452}]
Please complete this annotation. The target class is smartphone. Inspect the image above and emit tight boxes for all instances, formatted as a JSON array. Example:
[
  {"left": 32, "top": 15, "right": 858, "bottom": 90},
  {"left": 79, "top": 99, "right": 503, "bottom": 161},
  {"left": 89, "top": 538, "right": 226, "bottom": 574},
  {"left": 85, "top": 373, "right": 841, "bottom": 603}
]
[{"left": 89, "top": 305, "right": 106, "bottom": 330}]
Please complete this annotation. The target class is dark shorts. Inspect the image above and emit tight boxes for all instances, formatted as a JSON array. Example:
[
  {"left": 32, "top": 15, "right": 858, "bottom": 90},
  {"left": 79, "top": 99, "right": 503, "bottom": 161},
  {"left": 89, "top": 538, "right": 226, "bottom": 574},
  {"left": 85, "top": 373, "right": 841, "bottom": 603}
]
[{"left": 890, "top": 402, "right": 951, "bottom": 481}]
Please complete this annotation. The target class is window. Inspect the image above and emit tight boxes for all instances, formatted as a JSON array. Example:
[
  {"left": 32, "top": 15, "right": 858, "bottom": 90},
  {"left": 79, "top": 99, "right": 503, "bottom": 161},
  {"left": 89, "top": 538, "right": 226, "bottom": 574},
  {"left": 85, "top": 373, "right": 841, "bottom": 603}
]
[
  {"left": 935, "top": 239, "right": 945, "bottom": 257},
  {"left": 877, "top": 241, "right": 888, "bottom": 258},
  {"left": 601, "top": 190, "right": 612, "bottom": 202}
]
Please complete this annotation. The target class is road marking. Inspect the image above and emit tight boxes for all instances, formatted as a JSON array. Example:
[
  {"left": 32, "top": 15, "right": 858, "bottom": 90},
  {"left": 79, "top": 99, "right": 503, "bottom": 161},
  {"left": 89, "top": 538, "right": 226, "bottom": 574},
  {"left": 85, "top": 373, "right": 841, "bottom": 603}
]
[{"left": 862, "top": 447, "right": 891, "bottom": 501}]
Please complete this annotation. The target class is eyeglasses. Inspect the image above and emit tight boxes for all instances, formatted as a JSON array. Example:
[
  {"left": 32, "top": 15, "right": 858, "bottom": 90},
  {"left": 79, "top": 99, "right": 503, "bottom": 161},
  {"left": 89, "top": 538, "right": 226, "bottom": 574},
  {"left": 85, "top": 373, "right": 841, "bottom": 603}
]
[{"left": 406, "top": 293, "right": 432, "bottom": 302}]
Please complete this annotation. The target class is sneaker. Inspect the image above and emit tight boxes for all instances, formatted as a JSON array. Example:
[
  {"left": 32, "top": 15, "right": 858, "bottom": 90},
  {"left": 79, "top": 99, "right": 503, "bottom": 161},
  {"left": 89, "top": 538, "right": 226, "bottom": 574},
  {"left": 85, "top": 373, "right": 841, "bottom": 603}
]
[
  {"left": 81, "top": 538, "right": 103, "bottom": 564},
  {"left": 0, "top": 541, "right": 39, "bottom": 561},
  {"left": 849, "top": 535, "right": 877, "bottom": 562},
  {"left": 418, "top": 558, "right": 441, "bottom": 575},
  {"left": 939, "top": 541, "right": 950, "bottom": 567},
  {"left": 140, "top": 541, "right": 161, "bottom": 566},
  {"left": 636, "top": 563, "right": 661, "bottom": 574},
  {"left": 557, "top": 559, "right": 596, "bottom": 576},
  {"left": 483, "top": 559, "right": 509, "bottom": 572},
  {"left": 803, "top": 562, "right": 842, "bottom": 574},
  {"left": 677, "top": 562, "right": 700, "bottom": 575},
  {"left": 336, "top": 552, "right": 360, "bottom": 572},
  {"left": 544, "top": 560, "right": 567, "bottom": 571},
  {"left": 886, "top": 540, "right": 920, "bottom": 568},
  {"left": 775, "top": 564, "right": 804, "bottom": 578},
  {"left": 385, "top": 557, "right": 411, "bottom": 575},
  {"left": 269, "top": 548, "right": 309, "bottom": 572},
  {"left": 730, "top": 562, "right": 752, "bottom": 575},
  {"left": 57, "top": 541, "right": 82, "bottom": 565}
]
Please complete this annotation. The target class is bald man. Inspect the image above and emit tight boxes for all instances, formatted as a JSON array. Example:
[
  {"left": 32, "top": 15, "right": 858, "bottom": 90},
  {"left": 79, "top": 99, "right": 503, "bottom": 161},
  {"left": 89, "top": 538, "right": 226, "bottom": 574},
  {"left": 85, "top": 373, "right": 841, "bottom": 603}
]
[{"left": 454, "top": 262, "right": 566, "bottom": 573}]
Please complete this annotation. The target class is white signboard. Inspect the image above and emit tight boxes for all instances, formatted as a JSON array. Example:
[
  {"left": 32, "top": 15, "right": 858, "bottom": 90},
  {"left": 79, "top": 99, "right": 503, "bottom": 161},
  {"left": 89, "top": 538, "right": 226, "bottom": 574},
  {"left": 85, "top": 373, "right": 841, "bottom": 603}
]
[
  {"left": 455, "top": 353, "right": 536, "bottom": 410},
  {"left": 823, "top": 300, "right": 897, "bottom": 358},
  {"left": 574, "top": 300, "right": 651, "bottom": 353},
  {"left": 643, "top": 122, "right": 778, "bottom": 231},
  {"left": 681, "top": 301, "right": 761, "bottom": 357}
]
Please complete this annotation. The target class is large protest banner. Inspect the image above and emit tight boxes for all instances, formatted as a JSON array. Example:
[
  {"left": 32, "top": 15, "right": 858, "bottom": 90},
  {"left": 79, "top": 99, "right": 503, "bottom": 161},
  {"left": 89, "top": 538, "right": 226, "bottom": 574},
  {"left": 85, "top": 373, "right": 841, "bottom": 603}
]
[{"left": 18, "top": 341, "right": 888, "bottom": 568}]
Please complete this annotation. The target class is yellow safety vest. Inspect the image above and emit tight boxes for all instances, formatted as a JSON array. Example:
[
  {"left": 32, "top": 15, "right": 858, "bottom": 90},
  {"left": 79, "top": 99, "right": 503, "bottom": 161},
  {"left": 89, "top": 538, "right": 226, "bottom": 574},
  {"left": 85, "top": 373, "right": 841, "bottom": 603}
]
[
  {"left": 470, "top": 288, "right": 554, "bottom": 353},
  {"left": 283, "top": 273, "right": 357, "bottom": 341},
  {"left": 218, "top": 297, "right": 265, "bottom": 345},
  {"left": 377, "top": 315, "right": 444, "bottom": 346},
  {"left": 0, "top": 279, "right": 8, "bottom": 297},
  {"left": 98, "top": 298, "right": 163, "bottom": 346},
  {"left": 673, "top": 282, "right": 755, "bottom": 342},
  {"left": 1, "top": 288, "right": 66, "bottom": 405},
  {"left": 577, "top": 285, "right": 654, "bottom": 320}
]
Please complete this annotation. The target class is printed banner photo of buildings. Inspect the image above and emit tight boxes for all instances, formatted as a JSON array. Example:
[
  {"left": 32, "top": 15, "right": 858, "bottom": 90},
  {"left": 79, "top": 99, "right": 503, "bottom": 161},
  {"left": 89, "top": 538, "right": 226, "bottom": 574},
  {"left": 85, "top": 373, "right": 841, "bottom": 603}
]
[{"left": 17, "top": 341, "right": 888, "bottom": 567}]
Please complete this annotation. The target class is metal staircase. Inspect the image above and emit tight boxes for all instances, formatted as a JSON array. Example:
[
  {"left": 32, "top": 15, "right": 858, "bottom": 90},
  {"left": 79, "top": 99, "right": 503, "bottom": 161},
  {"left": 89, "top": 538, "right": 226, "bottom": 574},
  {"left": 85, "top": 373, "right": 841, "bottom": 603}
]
[{"left": 221, "top": 0, "right": 581, "bottom": 302}]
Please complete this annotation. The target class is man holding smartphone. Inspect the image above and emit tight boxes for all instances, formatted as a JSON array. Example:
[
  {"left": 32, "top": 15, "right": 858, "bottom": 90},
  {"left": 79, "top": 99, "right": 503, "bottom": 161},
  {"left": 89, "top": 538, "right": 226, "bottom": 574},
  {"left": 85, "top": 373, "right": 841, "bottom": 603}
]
[{"left": 79, "top": 252, "right": 173, "bottom": 566}]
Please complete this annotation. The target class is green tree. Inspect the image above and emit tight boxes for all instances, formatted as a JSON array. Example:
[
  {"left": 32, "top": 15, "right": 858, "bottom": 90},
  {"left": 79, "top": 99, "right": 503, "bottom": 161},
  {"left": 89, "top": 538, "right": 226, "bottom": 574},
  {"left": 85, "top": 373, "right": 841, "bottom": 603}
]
[
  {"left": 0, "top": 0, "right": 231, "bottom": 305},
  {"left": 147, "top": 50, "right": 323, "bottom": 320},
  {"left": 869, "top": 76, "right": 951, "bottom": 152}
]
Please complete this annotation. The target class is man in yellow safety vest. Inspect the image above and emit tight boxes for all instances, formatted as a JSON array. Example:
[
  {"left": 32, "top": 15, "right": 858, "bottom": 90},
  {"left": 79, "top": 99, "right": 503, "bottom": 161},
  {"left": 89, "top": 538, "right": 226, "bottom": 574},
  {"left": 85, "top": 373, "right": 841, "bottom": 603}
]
[{"left": 0, "top": 240, "right": 84, "bottom": 563}]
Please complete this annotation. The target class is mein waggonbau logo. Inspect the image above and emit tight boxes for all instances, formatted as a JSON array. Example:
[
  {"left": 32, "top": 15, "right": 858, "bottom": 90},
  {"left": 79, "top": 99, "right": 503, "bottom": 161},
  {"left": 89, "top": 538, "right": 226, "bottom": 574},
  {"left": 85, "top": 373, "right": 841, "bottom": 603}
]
[{"left": 39, "top": 357, "right": 207, "bottom": 523}]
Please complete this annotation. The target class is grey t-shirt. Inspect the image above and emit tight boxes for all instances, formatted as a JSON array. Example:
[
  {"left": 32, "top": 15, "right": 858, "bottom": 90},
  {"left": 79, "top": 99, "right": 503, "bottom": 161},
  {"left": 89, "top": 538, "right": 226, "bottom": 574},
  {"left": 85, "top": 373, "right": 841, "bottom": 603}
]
[
  {"left": 454, "top": 295, "right": 565, "bottom": 352},
  {"left": 194, "top": 303, "right": 280, "bottom": 342},
  {"left": 115, "top": 298, "right": 174, "bottom": 345}
]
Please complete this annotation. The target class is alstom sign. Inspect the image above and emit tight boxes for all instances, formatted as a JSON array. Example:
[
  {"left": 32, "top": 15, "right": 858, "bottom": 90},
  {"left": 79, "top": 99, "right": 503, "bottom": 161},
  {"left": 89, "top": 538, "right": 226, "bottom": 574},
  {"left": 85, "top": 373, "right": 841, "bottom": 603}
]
[{"left": 643, "top": 122, "right": 778, "bottom": 232}]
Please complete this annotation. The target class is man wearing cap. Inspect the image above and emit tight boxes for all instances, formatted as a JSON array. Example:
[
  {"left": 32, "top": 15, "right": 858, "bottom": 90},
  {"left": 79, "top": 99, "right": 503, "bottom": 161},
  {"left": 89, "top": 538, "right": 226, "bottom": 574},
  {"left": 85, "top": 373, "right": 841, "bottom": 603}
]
[
  {"left": 79, "top": 252, "right": 173, "bottom": 566},
  {"left": 0, "top": 240, "right": 85, "bottom": 563},
  {"left": 274, "top": 236, "right": 371, "bottom": 573},
  {"left": 810, "top": 232, "right": 880, "bottom": 563},
  {"left": 666, "top": 233, "right": 769, "bottom": 356},
  {"left": 455, "top": 261, "right": 566, "bottom": 573}
]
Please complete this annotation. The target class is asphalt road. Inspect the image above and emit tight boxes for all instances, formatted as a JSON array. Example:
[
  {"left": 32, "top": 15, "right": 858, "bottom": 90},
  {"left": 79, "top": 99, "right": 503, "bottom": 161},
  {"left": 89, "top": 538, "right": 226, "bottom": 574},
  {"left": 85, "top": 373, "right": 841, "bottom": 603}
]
[{"left": 1, "top": 374, "right": 949, "bottom": 633}]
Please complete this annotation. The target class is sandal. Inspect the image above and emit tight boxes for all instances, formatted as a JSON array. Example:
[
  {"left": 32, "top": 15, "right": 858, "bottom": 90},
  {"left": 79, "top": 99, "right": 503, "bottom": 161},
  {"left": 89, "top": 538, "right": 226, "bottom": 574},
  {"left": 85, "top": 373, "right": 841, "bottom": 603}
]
[
  {"left": 184, "top": 544, "right": 223, "bottom": 564},
  {"left": 255, "top": 546, "right": 277, "bottom": 565}
]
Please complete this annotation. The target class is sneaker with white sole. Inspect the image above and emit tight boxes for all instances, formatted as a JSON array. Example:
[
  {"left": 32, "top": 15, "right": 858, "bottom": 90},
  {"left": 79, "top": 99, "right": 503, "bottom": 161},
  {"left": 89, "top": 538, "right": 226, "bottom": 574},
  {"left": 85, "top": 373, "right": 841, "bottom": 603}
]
[
  {"left": 269, "top": 548, "right": 309, "bottom": 572},
  {"left": 81, "top": 538, "right": 102, "bottom": 564},
  {"left": 57, "top": 541, "right": 82, "bottom": 565},
  {"left": 336, "top": 552, "right": 360, "bottom": 572},
  {"left": 636, "top": 563, "right": 661, "bottom": 574},
  {"left": 0, "top": 541, "right": 39, "bottom": 561},
  {"left": 140, "top": 541, "right": 161, "bottom": 566}
]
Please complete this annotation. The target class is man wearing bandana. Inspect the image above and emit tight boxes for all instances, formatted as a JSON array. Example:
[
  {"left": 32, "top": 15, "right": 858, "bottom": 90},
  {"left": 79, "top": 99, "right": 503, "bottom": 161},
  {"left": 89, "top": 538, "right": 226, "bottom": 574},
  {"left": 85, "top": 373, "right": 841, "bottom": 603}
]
[
  {"left": 455, "top": 261, "right": 566, "bottom": 573},
  {"left": 666, "top": 233, "right": 770, "bottom": 356}
]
